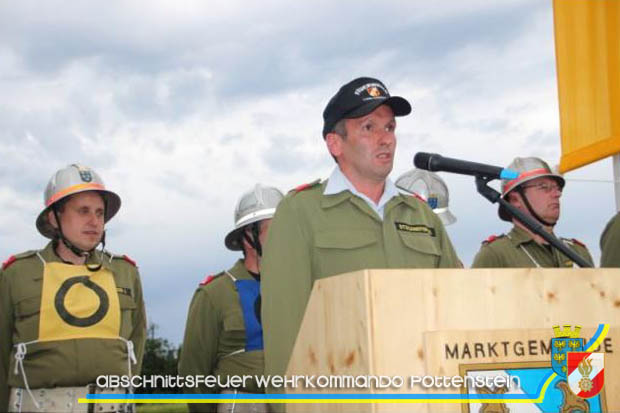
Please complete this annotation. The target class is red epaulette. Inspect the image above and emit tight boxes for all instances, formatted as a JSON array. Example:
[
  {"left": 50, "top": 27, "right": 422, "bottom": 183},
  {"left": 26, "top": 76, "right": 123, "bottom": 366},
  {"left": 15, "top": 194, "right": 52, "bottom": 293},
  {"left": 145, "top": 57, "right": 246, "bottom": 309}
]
[
  {"left": 200, "top": 274, "right": 218, "bottom": 286},
  {"left": 2, "top": 255, "right": 16, "bottom": 270},
  {"left": 294, "top": 183, "right": 312, "bottom": 192},
  {"left": 571, "top": 238, "right": 586, "bottom": 248},
  {"left": 484, "top": 235, "right": 499, "bottom": 244},
  {"left": 122, "top": 255, "right": 137, "bottom": 267},
  {"left": 409, "top": 192, "right": 427, "bottom": 203},
  {"left": 293, "top": 179, "right": 321, "bottom": 193}
]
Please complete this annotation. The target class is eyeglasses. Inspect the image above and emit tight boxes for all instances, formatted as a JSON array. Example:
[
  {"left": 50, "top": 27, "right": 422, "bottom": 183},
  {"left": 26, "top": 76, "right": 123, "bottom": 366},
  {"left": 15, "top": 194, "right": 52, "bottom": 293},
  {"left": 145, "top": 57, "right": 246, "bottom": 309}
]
[{"left": 522, "top": 182, "right": 563, "bottom": 194}]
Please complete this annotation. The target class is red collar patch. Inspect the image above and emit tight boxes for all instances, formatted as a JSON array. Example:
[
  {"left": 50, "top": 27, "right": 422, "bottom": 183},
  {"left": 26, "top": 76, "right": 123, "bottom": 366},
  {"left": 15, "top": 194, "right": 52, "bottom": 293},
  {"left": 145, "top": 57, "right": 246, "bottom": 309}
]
[
  {"left": 122, "top": 255, "right": 137, "bottom": 267},
  {"left": 293, "top": 179, "right": 321, "bottom": 193},
  {"left": 200, "top": 274, "right": 217, "bottom": 286},
  {"left": 2, "top": 255, "right": 16, "bottom": 270},
  {"left": 485, "top": 235, "right": 499, "bottom": 244},
  {"left": 571, "top": 238, "right": 585, "bottom": 248}
]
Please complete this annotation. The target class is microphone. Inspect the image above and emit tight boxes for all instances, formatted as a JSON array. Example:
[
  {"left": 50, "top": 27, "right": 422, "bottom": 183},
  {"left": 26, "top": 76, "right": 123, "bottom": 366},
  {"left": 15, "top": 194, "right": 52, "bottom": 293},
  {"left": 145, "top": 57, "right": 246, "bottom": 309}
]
[{"left": 413, "top": 152, "right": 519, "bottom": 180}]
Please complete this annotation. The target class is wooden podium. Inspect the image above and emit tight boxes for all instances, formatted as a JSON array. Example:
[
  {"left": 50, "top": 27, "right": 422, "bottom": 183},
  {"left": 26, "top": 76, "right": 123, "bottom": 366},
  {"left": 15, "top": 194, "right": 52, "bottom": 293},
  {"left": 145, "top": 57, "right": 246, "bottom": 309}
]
[{"left": 285, "top": 268, "right": 620, "bottom": 412}]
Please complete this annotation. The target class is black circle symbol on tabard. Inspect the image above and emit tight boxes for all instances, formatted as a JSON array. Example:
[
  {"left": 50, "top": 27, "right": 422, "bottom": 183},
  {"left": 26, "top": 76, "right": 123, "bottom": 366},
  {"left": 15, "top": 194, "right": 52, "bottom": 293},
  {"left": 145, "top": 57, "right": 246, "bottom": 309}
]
[{"left": 54, "top": 276, "right": 109, "bottom": 327}]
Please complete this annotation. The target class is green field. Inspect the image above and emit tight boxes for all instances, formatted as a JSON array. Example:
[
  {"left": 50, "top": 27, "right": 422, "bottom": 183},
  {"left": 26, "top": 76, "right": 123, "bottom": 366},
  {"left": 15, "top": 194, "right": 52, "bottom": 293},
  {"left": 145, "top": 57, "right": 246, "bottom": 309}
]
[{"left": 137, "top": 403, "right": 189, "bottom": 413}]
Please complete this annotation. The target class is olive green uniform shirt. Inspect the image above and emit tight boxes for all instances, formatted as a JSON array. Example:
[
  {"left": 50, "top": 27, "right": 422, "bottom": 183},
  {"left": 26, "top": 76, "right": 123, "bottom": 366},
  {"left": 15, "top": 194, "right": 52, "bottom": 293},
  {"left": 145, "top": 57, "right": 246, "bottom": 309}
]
[
  {"left": 261, "top": 180, "right": 460, "bottom": 395},
  {"left": 178, "top": 260, "right": 265, "bottom": 413},
  {"left": 0, "top": 242, "right": 147, "bottom": 412},
  {"left": 472, "top": 226, "right": 593, "bottom": 268},
  {"left": 601, "top": 212, "right": 620, "bottom": 267}
]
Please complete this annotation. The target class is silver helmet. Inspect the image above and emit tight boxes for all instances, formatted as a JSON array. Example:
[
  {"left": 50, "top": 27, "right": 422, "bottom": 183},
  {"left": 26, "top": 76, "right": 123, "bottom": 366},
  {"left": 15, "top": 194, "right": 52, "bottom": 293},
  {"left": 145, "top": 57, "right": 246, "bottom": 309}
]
[
  {"left": 395, "top": 169, "right": 456, "bottom": 226},
  {"left": 224, "top": 184, "right": 284, "bottom": 251},
  {"left": 36, "top": 164, "right": 121, "bottom": 239},
  {"left": 498, "top": 157, "right": 564, "bottom": 222}
]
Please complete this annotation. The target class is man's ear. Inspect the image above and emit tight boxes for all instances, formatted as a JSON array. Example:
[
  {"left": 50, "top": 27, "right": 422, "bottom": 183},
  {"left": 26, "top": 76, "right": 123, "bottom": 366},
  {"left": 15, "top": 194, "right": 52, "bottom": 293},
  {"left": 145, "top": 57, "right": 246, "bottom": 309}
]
[
  {"left": 325, "top": 132, "right": 343, "bottom": 159},
  {"left": 508, "top": 191, "right": 524, "bottom": 209},
  {"left": 48, "top": 210, "right": 59, "bottom": 229}
]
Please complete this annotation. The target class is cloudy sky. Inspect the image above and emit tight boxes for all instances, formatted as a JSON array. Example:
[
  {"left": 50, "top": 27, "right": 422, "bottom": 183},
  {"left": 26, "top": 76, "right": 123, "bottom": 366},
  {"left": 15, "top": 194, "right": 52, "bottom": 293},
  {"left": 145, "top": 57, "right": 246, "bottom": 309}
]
[{"left": 0, "top": 0, "right": 616, "bottom": 344}]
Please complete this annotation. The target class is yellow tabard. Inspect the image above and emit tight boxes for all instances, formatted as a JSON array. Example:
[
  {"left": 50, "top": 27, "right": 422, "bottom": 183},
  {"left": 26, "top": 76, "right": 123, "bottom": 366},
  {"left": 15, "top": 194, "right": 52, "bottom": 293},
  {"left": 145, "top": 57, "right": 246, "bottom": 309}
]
[{"left": 38, "top": 262, "right": 121, "bottom": 341}]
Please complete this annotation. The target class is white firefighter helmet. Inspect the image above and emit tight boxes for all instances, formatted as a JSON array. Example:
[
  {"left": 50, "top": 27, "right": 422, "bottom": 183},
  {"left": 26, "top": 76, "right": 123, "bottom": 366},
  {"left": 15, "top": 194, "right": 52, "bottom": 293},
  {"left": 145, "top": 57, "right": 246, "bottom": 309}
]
[
  {"left": 395, "top": 169, "right": 457, "bottom": 226},
  {"left": 225, "top": 183, "right": 284, "bottom": 251},
  {"left": 36, "top": 164, "right": 121, "bottom": 239}
]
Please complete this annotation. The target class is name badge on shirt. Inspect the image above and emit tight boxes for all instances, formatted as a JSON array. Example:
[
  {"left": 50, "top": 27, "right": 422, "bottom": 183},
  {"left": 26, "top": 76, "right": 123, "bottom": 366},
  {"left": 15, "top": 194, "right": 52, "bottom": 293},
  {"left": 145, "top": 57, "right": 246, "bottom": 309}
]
[{"left": 395, "top": 222, "right": 436, "bottom": 237}]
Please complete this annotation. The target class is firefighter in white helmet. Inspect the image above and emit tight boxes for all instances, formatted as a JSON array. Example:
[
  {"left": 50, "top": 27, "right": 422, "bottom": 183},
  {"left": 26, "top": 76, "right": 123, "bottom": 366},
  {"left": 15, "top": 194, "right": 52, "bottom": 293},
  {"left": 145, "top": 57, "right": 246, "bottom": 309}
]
[
  {"left": 179, "top": 184, "right": 284, "bottom": 413},
  {"left": 395, "top": 169, "right": 457, "bottom": 226},
  {"left": 472, "top": 156, "right": 593, "bottom": 268},
  {"left": 0, "top": 164, "right": 146, "bottom": 413}
]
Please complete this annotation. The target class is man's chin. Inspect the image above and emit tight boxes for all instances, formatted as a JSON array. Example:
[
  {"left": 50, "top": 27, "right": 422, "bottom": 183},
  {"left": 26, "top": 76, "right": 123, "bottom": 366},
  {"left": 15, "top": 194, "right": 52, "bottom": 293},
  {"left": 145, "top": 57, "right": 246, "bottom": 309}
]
[
  {"left": 374, "top": 164, "right": 393, "bottom": 180},
  {"left": 546, "top": 215, "right": 560, "bottom": 225}
]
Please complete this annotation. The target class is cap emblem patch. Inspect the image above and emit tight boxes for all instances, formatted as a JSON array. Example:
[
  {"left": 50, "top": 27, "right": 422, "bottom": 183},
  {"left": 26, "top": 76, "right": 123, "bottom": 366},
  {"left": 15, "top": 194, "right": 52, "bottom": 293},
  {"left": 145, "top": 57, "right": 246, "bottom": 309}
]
[{"left": 354, "top": 82, "right": 388, "bottom": 99}]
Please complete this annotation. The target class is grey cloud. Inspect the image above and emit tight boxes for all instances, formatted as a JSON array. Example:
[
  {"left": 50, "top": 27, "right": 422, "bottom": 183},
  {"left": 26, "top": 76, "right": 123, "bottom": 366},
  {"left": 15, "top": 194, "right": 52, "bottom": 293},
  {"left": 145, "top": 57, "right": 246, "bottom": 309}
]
[
  {"left": 474, "top": 118, "right": 509, "bottom": 133},
  {"left": 0, "top": 115, "right": 91, "bottom": 195},
  {"left": 262, "top": 134, "right": 330, "bottom": 174},
  {"left": 0, "top": 106, "right": 116, "bottom": 179},
  {"left": 519, "top": 130, "right": 560, "bottom": 161},
  {"left": 154, "top": 168, "right": 205, "bottom": 200},
  {"left": 115, "top": 70, "right": 214, "bottom": 122},
  {"left": 2, "top": 0, "right": 545, "bottom": 111},
  {"left": 526, "top": 130, "right": 557, "bottom": 147},
  {"left": 219, "top": 133, "right": 243, "bottom": 146}
]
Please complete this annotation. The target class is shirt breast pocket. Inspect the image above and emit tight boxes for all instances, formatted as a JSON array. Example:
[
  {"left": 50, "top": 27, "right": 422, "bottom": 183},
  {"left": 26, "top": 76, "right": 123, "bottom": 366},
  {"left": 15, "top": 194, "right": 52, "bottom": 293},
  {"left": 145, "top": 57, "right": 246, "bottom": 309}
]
[
  {"left": 314, "top": 229, "right": 379, "bottom": 278},
  {"left": 398, "top": 231, "right": 441, "bottom": 268},
  {"left": 117, "top": 292, "right": 137, "bottom": 338},
  {"left": 222, "top": 313, "right": 246, "bottom": 344},
  {"left": 15, "top": 295, "right": 42, "bottom": 342}
]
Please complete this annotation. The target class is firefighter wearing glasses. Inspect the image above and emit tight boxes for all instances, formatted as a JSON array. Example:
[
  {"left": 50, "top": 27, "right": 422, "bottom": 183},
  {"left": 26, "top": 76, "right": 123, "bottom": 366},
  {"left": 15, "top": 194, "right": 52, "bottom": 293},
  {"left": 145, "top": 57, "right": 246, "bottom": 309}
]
[
  {"left": 0, "top": 164, "right": 146, "bottom": 413},
  {"left": 472, "top": 157, "right": 593, "bottom": 268},
  {"left": 179, "top": 184, "right": 284, "bottom": 413}
]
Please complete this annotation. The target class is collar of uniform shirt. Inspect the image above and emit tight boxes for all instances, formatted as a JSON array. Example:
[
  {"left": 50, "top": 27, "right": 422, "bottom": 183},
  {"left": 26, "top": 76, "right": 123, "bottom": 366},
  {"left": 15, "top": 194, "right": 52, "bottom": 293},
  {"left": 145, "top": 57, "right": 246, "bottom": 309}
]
[
  {"left": 324, "top": 166, "right": 400, "bottom": 219},
  {"left": 509, "top": 225, "right": 555, "bottom": 247}
]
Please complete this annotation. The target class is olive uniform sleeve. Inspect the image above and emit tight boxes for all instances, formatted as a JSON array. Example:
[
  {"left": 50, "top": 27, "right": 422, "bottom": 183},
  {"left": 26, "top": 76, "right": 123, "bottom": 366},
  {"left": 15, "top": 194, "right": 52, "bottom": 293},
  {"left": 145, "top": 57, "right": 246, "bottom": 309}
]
[
  {"left": 0, "top": 269, "right": 13, "bottom": 412},
  {"left": 472, "top": 244, "right": 503, "bottom": 268},
  {"left": 130, "top": 268, "right": 147, "bottom": 375},
  {"left": 261, "top": 197, "right": 313, "bottom": 390},
  {"left": 179, "top": 288, "right": 219, "bottom": 413},
  {"left": 601, "top": 213, "right": 620, "bottom": 267}
]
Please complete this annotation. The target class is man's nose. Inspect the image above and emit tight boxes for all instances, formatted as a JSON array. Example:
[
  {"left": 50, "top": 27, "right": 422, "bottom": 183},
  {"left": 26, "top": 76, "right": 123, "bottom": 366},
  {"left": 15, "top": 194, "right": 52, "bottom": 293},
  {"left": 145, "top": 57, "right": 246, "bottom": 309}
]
[
  {"left": 378, "top": 129, "right": 395, "bottom": 146},
  {"left": 86, "top": 212, "right": 102, "bottom": 224},
  {"left": 550, "top": 186, "right": 562, "bottom": 197}
]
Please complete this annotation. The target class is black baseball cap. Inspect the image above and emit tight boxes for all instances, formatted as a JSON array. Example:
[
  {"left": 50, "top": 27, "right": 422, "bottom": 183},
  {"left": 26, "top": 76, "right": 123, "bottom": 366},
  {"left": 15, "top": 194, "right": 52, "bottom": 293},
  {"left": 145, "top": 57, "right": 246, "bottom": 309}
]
[{"left": 322, "top": 77, "right": 412, "bottom": 138}]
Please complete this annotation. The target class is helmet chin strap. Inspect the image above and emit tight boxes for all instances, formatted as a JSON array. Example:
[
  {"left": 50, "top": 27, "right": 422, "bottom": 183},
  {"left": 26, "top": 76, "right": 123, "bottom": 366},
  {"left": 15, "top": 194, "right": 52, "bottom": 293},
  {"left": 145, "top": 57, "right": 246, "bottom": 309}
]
[
  {"left": 243, "top": 222, "right": 264, "bottom": 274},
  {"left": 243, "top": 222, "right": 263, "bottom": 257},
  {"left": 516, "top": 187, "right": 557, "bottom": 228},
  {"left": 53, "top": 208, "right": 105, "bottom": 271}
]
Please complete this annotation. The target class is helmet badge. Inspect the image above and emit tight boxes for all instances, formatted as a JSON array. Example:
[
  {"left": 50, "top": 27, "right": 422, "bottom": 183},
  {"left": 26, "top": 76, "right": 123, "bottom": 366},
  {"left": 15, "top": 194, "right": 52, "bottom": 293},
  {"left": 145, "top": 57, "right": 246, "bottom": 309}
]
[
  {"left": 427, "top": 195, "right": 438, "bottom": 210},
  {"left": 75, "top": 164, "right": 93, "bottom": 182}
]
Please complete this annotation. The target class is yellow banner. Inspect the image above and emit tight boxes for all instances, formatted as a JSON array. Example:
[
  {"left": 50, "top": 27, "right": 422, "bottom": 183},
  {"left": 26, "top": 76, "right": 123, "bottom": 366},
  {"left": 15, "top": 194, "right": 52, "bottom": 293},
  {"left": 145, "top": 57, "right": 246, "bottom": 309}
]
[
  {"left": 553, "top": 0, "right": 620, "bottom": 172},
  {"left": 38, "top": 262, "right": 120, "bottom": 341}
]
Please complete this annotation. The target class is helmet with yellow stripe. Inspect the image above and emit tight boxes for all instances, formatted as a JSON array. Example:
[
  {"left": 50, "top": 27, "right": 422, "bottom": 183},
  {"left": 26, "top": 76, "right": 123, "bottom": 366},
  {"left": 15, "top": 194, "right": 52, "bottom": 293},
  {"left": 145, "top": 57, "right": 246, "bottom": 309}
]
[{"left": 36, "top": 164, "right": 121, "bottom": 239}]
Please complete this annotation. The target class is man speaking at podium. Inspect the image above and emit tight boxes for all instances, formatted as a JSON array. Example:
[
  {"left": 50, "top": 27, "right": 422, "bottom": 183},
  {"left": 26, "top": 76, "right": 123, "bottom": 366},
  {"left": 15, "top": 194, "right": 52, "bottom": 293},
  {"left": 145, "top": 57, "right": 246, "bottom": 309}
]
[{"left": 260, "top": 77, "right": 461, "bottom": 406}]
